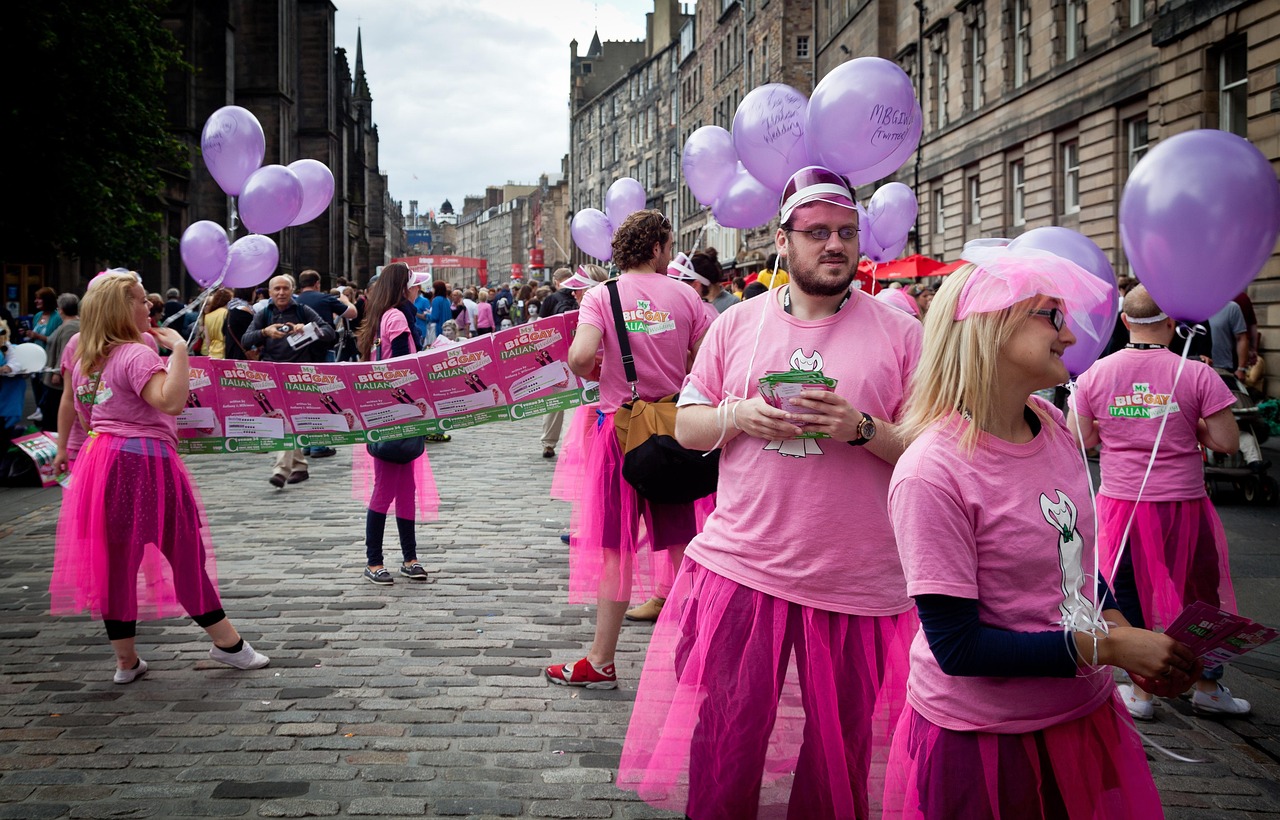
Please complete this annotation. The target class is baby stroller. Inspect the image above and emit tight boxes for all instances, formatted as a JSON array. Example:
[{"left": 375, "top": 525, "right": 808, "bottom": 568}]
[{"left": 1203, "top": 368, "right": 1276, "bottom": 505}]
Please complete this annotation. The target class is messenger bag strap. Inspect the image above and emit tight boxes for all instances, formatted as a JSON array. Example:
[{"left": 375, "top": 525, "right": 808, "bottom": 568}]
[{"left": 604, "top": 279, "right": 639, "bottom": 401}]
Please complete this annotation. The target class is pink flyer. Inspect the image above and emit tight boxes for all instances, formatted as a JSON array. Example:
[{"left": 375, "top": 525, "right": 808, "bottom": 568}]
[
  {"left": 493, "top": 316, "right": 580, "bottom": 420},
  {"left": 206, "top": 359, "right": 292, "bottom": 452},
  {"left": 420, "top": 335, "right": 510, "bottom": 431},
  {"left": 276, "top": 362, "right": 363, "bottom": 447},
  {"left": 345, "top": 357, "right": 433, "bottom": 443},
  {"left": 555, "top": 309, "right": 600, "bottom": 404},
  {"left": 176, "top": 357, "right": 224, "bottom": 453}
]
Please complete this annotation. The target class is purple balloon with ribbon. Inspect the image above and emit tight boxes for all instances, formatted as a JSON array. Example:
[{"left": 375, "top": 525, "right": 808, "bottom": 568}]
[
  {"left": 732, "top": 83, "right": 813, "bottom": 192},
  {"left": 1009, "top": 226, "right": 1117, "bottom": 377},
  {"left": 805, "top": 57, "right": 917, "bottom": 176},
  {"left": 712, "top": 163, "right": 777, "bottom": 229},
  {"left": 222, "top": 234, "right": 280, "bottom": 289},
  {"left": 867, "top": 183, "right": 918, "bottom": 250},
  {"left": 1121, "top": 129, "right": 1280, "bottom": 322},
  {"left": 287, "top": 159, "right": 335, "bottom": 226},
  {"left": 238, "top": 165, "right": 304, "bottom": 235},
  {"left": 180, "top": 221, "right": 230, "bottom": 288},
  {"left": 846, "top": 102, "right": 922, "bottom": 188},
  {"left": 682, "top": 126, "right": 739, "bottom": 207},
  {"left": 571, "top": 208, "right": 614, "bottom": 261},
  {"left": 605, "top": 178, "right": 648, "bottom": 227},
  {"left": 200, "top": 106, "right": 266, "bottom": 197}
]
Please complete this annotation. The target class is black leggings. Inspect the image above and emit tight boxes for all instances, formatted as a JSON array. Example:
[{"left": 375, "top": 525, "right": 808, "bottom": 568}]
[{"left": 104, "top": 608, "right": 226, "bottom": 641}]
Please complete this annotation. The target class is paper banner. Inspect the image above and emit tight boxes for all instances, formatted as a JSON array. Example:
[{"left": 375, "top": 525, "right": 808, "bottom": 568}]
[
  {"left": 176, "top": 361, "right": 224, "bottom": 453},
  {"left": 493, "top": 315, "right": 582, "bottom": 421},
  {"left": 13, "top": 432, "right": 69, "bottom": 488},
  {"left": 185, "top": 359, "right": 292, "bottom": 453},
  {"left": 276, "top": 362, "right": 363, "bottom": 447},
  {"left": 420, "top": 335, "right": 510, "bottom": 431},
  {"left": 346, "top": 357, "right": 434, "bottom": 443}
]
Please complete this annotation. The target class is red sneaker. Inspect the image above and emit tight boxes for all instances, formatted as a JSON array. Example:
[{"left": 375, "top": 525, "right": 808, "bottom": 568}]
[{"left": 545, "top": 657, "right": 617, "bottom": 690}]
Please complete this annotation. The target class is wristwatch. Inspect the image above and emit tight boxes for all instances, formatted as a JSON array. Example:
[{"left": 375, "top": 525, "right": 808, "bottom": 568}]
[{"left": 847, "top": 412, "right": 876, "bottom": 447}]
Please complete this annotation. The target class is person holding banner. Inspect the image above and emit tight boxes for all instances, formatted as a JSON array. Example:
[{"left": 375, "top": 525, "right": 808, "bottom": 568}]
[
  {"left": 885, "top": 253, "right": 1196, "bottom": 818},
  {"left": 545, "top": 211, "right": 711, "bottom": 690},
  {"left": 49, "top": 271, "right": 269, "bottom": 684},
  {"left": 354, "top": 262, "right": 438, "bottom": 585},
  {"left": 1068, "top": 284, "right": 1247, "bottom": 718}
]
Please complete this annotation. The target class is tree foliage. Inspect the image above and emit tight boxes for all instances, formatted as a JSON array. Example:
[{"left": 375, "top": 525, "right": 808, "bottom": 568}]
[{"left": 2, "top": 0, "right": 188, "bottom": 264}]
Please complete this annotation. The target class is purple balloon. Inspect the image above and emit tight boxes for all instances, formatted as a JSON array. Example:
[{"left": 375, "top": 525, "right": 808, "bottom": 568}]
[
  {"left": 805, "top": 58, "right": 917, "bottom": 176},
  {"left": 223, "top": 234, "right": 280, "bottom": 289},
  {"left": 712, "top": 164, "right": 777, "bottom": 229},
  {"left": 571, "top": 208, "right": 614, "bottom": 261},
  {"left": 867, "top": 183, "right": 918, "bottom": 249},
  {"left": 1010, "top": 227, "right": 1117, "bottom": 377},
  {"left": 288, "top": 159, "right": 335, "bottom": 226},
  {"left": 1121, "top": 129, "right": 1280, "bottom": 322},
  {"left": 846, "top": 102, "right": 923, "bottom": 187},
  {"left": 605, "top": 178, "right": 648, "bottom": 227},
  {"left": 201, "top": 106, "right": 266, "bottom": 196},
  {"left": 862, "top": 230, "right": 908, "bottom": 264},
  {"left": 238, "top": 165, "right": 304, "bottom": 235},
  {"left": 682, "top": 126, "right": 738, "bottom": 206},
  {"left": 732, "top": 84, "right": 813, "bottom": 192},
  {"left": 180, "top": 221, "right": 230, "bottom": 288}
]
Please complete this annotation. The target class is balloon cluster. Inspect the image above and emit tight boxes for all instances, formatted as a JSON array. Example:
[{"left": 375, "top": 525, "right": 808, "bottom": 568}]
[
  {"left": 681, "top": 58, "right": 921, "bottom": 236},
  {"left": 570, "top": 178, "right": 648, "bottom": 261},
  {"left": 180, "top": 106, "right": 336, "bottom": 289}
]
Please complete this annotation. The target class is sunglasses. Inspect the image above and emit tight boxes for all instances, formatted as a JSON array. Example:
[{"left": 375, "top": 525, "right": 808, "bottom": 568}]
[{"left": 1028, "top": 307, "right": 1066, "bottom": 331}]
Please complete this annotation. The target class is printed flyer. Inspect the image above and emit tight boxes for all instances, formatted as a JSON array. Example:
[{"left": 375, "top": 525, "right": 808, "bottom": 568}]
[
  {"left": 276, "top": 362, "right": 364, "bottom": 447},
  {"left": 13, "top": 432, "right": 69, "bottom": 489},
  {"left": 493, "top": 315, "right": 580, "bottom": 420},
  {"left": 201, "top": 359, "right": 291, "bottom": 452},
  {"left": 420, "top": 334, "right": 510, "bottom": 430},
  {"left": 176, "top": 360, "right": 223, "bottom": 453},
  {"left": 346, "top": 356, "right": 434, "bottom": 443}
]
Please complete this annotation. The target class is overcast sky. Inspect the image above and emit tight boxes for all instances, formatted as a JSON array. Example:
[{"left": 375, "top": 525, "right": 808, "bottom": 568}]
[{"left": 333, "top": 0, "right": 658, "bottom": 219}]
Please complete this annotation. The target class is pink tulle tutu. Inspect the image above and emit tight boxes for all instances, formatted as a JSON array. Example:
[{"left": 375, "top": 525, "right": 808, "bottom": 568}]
[
  {"left": 567, "top": 413, "right": 699, "bottom": 604},
  {"left": 551, "top": 405, "right": 600, "bottom": 504},
  {"left": 618, "top": 559, "right": 916, "bottom": 819},
  {"left": 352, "top": 444, "right": 440, "bottom": 522},
  {"left": 51, "top": 434, "right": 222, "bottom": 622},
  {"left": 883, "top": 694, "right": 1163, "bottom": 819},
  {"left": 1098, "top": 495, "right": 1234, "bottom": 631}
]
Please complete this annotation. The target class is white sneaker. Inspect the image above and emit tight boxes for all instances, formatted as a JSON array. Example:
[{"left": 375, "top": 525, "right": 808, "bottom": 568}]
[
  {"left": 113, "top": 658, "right": 147, "bottom": 685},
  {"left": 1192, "top": 684, "right": 1251, "bottom": 716},
  {"left": 1118, "top": 683, "right": 1155, "bottom": 721},
  {"left": 28, "top": 409, "right": 42, "bottom": 422},
  {"left": 209, "top": 640, "right": 270, "bottom": 670}
]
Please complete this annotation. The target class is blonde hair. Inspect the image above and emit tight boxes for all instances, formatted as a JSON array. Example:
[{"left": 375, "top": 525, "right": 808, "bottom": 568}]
[
  {"left": 900, "top": 264, "right": 1052, "bottom": 454},
  {"left": 78, "top": 273, "right": 145, "bottom": 376},
  {"left": 580, "top": 264, "right": 609, "bottom": 283}
]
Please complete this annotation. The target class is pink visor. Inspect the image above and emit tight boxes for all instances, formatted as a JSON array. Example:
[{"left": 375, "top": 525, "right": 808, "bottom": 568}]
[
  {"left": 666, "top": 252, "right": 710, "bottom": 285},
  {"left": 874, "top": 287, "right": 919, "bottom": 316},
  {"left": 779, "top": 166, "right": 857, "bottom": 223},
  {"left": 560, "top": 267, "right": 603, "bottom": 291},
  {"left": 955, "top": 246, "right": 1114, "bottom": 341}
]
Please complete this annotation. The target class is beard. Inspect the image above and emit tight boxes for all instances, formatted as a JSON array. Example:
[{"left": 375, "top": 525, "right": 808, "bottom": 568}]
[{"left": 789, "top": 251, "right": 856, "bottom": 297}]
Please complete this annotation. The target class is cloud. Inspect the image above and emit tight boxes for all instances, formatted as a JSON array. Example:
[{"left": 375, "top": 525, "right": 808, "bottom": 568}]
[{"left": 334, "top": 0, "right": 652, "bottom": 214}]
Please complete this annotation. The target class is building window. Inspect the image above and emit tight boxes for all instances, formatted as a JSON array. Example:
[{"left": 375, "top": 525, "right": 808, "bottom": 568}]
[
  {"left": 1129, "top": 0, "right": 1145, "bottom": 27},
  {"left": 762, "top": 36, "right": 769, "bottom": 82},
  {"left": 934, "top": 188, "right": 946, "bottom": 234},
  {"left": 797, "top": 35, "right": 810, "bottom": 59},
  {"left": 1126, "top": 117, "right": 1148, "bottom": 173},
  {"left": 1065, "top": 0, "right": 1083, "bottom": 61},
  {"left": 613, "top": 131, "right": 620, "bottom": 163},
  {"left": 670, "top": 148, "right": 679, "bottom": 183},
  {"left": 1013, "top": 0, "right": 1029, "bottom": 88},
  {"left": 966, "top": 7, "right": 985, "bottom": 112},
  {"left": 968, "top": 174, "right": 981, "bottom": 225},
  {"left": 1062, "top": 140, "right": 1080, "bottom": 215},
  {"left": 931, "top": 33, "right": 949, "bottom": 130},
  {"left": 1011, "top": 160, "right": 1026, "bottom": 226},
  {"left": 1219, "top": 40, "right": 1249, "bottom": 138},
  {"left": 671, "top": 89, "right": 678, "bottom": 125}
]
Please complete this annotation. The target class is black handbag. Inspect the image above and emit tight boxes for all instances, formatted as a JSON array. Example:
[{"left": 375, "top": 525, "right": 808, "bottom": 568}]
[
  {"left": 365, "top": 327, "right": 425, "bottom": 463},
  {"left": 605, "top": 280, "right": 719, "bottom": 504}
]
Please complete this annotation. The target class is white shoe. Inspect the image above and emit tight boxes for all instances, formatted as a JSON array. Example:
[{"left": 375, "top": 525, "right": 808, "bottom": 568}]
[
  {"left": 1119, "top": 683, "right": 1154, "bottom": 721},
  {"left": 28, "top": 409, "right": 42, "bottom": 422},
  {"left": 113, "top": 658, "right": 148, "bottom": 685},
  {"left": 1191, "top": 683, "right": 1251, "bottom": 716},
  {"left": 209, "top": 640, "right": 270, "bottom": 670}
]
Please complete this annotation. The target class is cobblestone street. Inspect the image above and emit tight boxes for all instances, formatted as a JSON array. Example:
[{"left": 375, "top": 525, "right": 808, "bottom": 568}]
[{"left": 1, "top": 416, "right": 1278, "bottom": 818}]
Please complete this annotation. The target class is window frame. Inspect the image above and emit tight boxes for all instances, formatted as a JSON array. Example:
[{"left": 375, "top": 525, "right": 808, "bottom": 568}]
[
  {"left": 1061, "top": 140, "right": 1080, "bottom": 216},
  {"left": 1010, "top": 160, "right": 1026, "bottom": 227}
]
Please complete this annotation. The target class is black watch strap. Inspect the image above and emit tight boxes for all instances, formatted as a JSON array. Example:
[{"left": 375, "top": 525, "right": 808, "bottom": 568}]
[{"left": 847, "top": 412, "right": 875, "bottom": 446}]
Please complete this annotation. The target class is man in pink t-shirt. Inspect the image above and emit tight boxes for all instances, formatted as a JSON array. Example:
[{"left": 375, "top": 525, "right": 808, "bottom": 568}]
[
  {"left": 1069, "top": 284, "right": 1246, "bottom": 718},
  {"left": 617, "top": 167, "right": 920, "bottom": 819}
]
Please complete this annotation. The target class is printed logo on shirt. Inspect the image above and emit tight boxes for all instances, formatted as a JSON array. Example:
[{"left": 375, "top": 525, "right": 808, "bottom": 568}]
[
  {"left": 74, "top": 379, "right": 111, "bottom": 407},
  {"left": 1108, "top": 381, "right": 1180, "bottom": 419},
  {"left": 1039, "top": 490, "right": 1098, "bottom": 628},
  {"left": 622, "top": 300, "right": 675, "bottom": 335}
]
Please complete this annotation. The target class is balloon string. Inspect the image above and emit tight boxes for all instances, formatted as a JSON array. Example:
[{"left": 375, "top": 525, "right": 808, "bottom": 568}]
[{"left": 1066, "top": 380, "right": 1108, "bottom": 644}]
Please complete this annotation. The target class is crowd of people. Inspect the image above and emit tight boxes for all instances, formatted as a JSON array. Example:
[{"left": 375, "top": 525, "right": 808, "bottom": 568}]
[{"left": 5, "top": 161, "right": 1261, "bottom": 819}]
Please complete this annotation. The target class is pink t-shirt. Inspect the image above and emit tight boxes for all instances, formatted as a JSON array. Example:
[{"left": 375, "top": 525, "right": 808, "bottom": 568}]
[
  {"left": 61, "top": 334, "right": 161, "bottom": 457},
  {"left": 577, "top": 272, "right": 712, "bottom": 413},
  {"left": 70, "top": 341, "right": 176, "bottom": 446},
  {"left": 682, "top": 288, "right": 921, "bottom": 615},
  {"left": 1072, "top": 348, "right": 1235, "bottom": 501},
  {"left": 377, "top": 309, "right": 417, "bottom": 358},
  {"left": 477, "top": 302, "right": 495, "bottom": 330},
  {"left": 889, "top": 398, "right": 1113, "bottom": 733}
]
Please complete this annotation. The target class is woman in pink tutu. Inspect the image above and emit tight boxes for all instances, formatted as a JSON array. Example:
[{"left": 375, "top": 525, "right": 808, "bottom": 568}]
[
  {"left": 353, "top": 262, "right": 439, "bottom": 585},
  {"left": 50, "top": 271, "right": 269, "bottom": 684},
  {"left": 886, "top": 248, "right": 1199, "bottom": 818}
]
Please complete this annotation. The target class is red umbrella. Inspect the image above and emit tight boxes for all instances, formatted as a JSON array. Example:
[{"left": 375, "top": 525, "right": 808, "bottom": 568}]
[{"left": 872, "top": 254, "right": 948, "bottom": 280}]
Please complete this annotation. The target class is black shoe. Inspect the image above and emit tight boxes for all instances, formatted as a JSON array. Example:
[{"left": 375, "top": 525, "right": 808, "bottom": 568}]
[
  {"left": 364, "top": 567, "right": 393, "bottom": 585},
  {"left": 560, "top": 534, "right": 571, "bottom": 545},
  {"left": 269, "top": 474, "right": 286, "bottom": 488},
  {"left": 400, "top": 562, "right": 429, "bottom": 581},
  {"left": 311, "top": 447, "right": 337, "bottom": 458},
  {"left": 286, "top": 471, "right": 309, "bottom": 484},
  {"left": 543, "top": 447, "right": 556, "bottom": 459}
]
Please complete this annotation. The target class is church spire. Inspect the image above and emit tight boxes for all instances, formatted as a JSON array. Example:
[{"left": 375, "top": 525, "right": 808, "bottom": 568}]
[
  {"left": 354, "top": 27, "right": 371, "bottom": 101},
  {"left": 587, "top": 29, "right": 603, "bottom": 58}
]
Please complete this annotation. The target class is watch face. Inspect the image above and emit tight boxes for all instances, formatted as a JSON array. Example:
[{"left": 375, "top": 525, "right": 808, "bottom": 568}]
[{"left": 860, "top": 416, "right": 876, "bottom": 440}]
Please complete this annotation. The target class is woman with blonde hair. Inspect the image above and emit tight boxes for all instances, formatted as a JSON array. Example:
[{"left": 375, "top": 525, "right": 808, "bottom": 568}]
[
  {"left": 50, "top": 271, "right": 269, "bottom": 683},
  {"left": 199, "top": 288, "right": 234, "bottom": 359},
  {"left": 884, "top": 248, "right": 1198, "bottom": 818}
]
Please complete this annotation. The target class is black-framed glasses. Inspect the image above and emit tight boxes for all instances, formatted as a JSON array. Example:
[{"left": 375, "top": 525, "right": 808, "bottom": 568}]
[
  {"left": 786, "top": 226, "right": 859, "bottom": 242},
  {"left": 1029, "top": 307, "right": 1066, "bottom": 331}
]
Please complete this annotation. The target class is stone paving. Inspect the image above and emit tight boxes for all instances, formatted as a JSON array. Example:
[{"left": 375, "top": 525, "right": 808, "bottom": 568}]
[{"left": 0, "top": 416, "right": 1278, "bottom": 819}]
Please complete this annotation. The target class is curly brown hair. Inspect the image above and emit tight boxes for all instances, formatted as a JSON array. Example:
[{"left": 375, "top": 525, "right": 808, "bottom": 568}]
[{"left": 611, "top": 210, "right": 671, "bottom": 271}]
